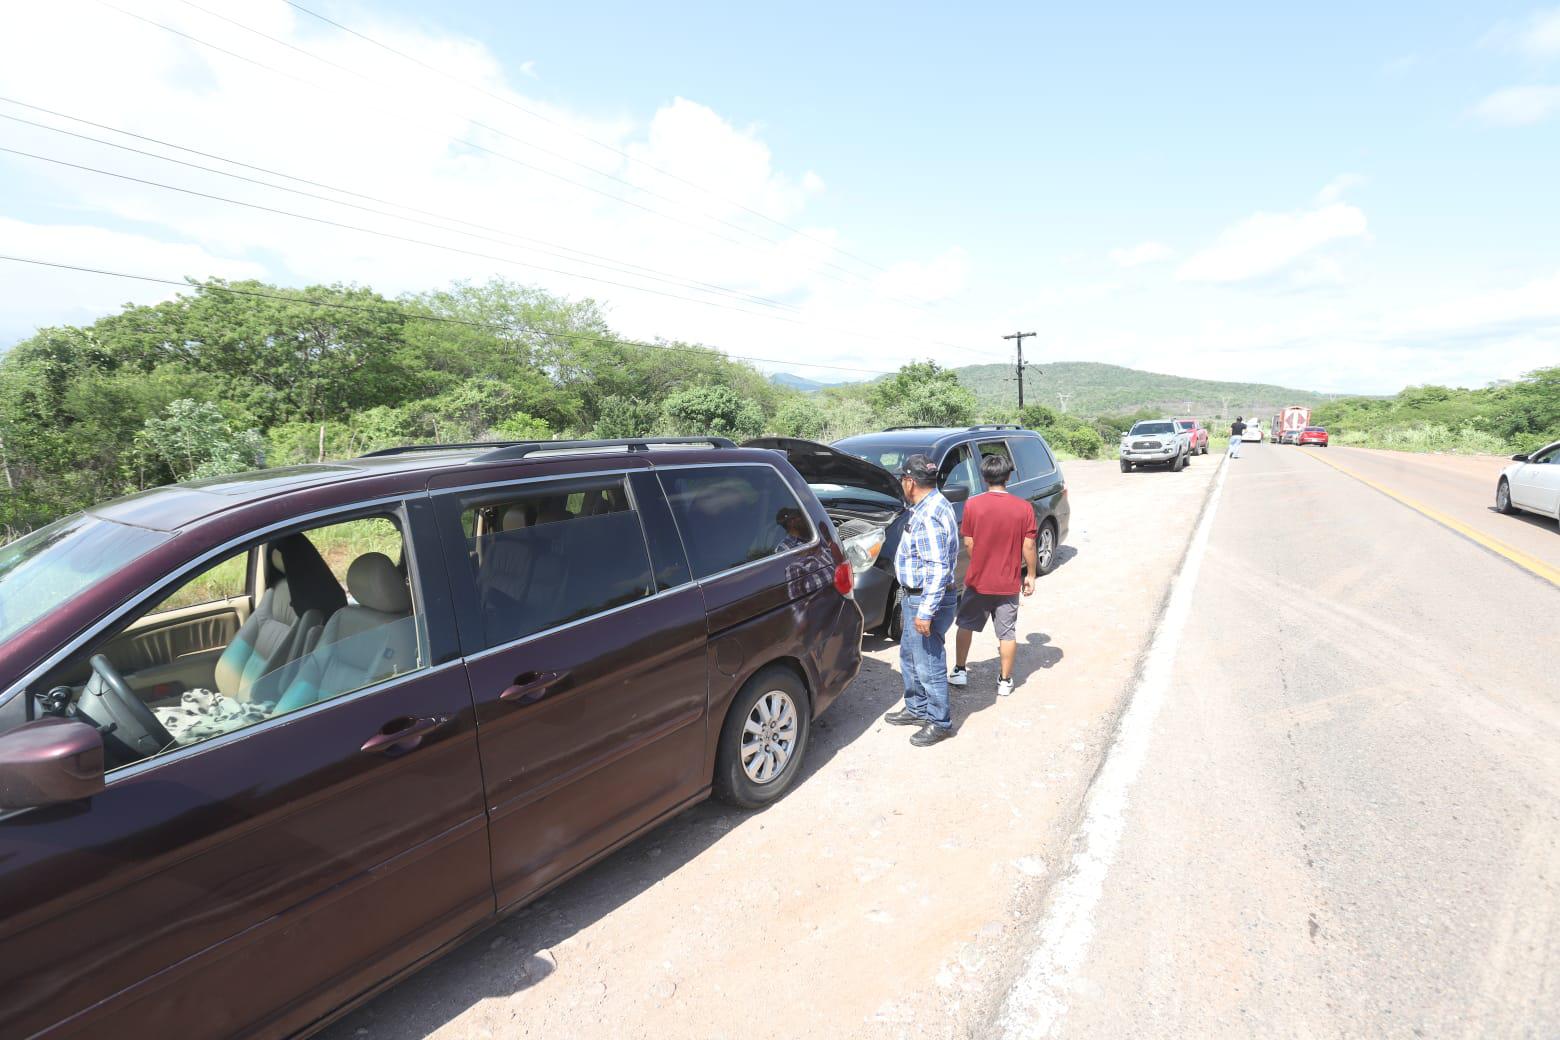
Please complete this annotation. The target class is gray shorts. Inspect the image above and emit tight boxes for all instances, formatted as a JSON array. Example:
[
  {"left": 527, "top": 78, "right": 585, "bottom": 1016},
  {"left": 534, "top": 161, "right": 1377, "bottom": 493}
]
[{"left": 955, "top": 590, "right": 1019, "bottom": 641}]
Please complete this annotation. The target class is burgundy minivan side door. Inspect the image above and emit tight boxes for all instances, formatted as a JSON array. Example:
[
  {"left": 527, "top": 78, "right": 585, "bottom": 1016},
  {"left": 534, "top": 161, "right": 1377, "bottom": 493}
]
[
  {"left": 0, "top": 499, "right": 492, "bottom": 1040},
  {"left": 431, "top": 469, "right": 709, "bottom": 910}
]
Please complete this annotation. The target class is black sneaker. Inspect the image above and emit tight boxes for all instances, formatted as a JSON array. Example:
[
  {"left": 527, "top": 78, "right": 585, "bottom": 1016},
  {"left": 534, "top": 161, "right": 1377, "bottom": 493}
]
[
  {"left": 883, "top": 709, "right": 926, "bottom": 726},
  {"left": 910, "top": 723, "right": 954, "bottom": 747}
]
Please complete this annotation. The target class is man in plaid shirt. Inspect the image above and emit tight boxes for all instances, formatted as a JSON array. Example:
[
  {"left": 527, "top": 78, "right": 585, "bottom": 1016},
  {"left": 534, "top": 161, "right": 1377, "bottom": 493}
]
[{"left": 884, "top": 453, "right": 961, "bottom": 745}]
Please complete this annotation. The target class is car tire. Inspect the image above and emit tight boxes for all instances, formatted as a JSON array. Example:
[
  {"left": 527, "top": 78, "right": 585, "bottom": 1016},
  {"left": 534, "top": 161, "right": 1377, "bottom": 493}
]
[
  {"left": 1120, "top": 460, "right": 1132, "bottom": 473},
  {"left": 713, "top": 666, "right": 811, "bottom": 809},
  {"left": 882, "top": 583, "right": 904, "bottom": 641},
  {"left": 1035, "top": 519, "right": 1059, "bottom": 576},
  {"left": 1171, "top": 451, "right": 1185, "bottom": 472},
  {"left": 1496, "top": 478, "right": 1516, "bottom": 515}
]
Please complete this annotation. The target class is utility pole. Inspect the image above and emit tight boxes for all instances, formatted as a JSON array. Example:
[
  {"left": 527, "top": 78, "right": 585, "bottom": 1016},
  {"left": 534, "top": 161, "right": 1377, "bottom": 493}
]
[
  {"left": 1057, "top": 392, "right": 1073, "bottom": 414},
  {"left": 1004, "top": 331, "right": 1036, "bottom": 410}
]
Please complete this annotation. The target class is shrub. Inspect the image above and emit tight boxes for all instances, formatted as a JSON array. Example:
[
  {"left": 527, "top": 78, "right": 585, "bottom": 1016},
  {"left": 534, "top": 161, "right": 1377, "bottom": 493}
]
[
  {"left": 772, "top": 398, "right": 827, "bottom": 439},
  {"left": 662, "top": 385, "right": 764, "bottom": 439}
]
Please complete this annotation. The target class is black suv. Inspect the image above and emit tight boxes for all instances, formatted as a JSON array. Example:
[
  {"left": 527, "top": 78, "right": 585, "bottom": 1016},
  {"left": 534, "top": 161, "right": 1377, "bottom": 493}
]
[
  {"left": 747, "top": 425, "right": 1070, "bottom": 639},
  {"left": 0, "top": 436, "right": 861, "bottom": 1040}
]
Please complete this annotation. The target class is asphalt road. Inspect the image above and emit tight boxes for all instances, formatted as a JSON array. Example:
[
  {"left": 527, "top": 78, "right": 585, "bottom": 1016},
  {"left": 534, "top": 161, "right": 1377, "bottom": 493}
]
[
  {"left": 1306, "top": 444, "right": 1560, "bottom": 575},
  {"left": 1014, "top": 441, "right": 1560, "bottom": 1038}
]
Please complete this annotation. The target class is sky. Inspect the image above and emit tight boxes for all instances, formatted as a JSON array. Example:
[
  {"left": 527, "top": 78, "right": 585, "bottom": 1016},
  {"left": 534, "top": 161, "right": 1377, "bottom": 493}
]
[{"left": 1, "top": 1, "right": 1558, "bottom": 394}]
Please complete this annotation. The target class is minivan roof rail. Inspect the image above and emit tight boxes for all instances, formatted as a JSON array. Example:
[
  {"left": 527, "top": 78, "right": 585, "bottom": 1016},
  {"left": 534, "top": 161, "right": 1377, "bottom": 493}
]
[
  {"left": 469, "top": 436, "right": 737, "bottom": 464},
  {"left": 967, "top": 423, "right": 1022, "bottom": 431},
  {"left": 359, "top": 441, "right": 525, "bottom": 458},
  {"left": 883, "top": 424, "right": 944, "bottom": 431}
]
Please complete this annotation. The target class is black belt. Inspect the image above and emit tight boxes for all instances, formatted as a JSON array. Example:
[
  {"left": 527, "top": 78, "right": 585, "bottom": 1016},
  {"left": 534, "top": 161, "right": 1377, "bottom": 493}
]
[{"left": 902, "top": 583, "right": 952, "bottom": 595}]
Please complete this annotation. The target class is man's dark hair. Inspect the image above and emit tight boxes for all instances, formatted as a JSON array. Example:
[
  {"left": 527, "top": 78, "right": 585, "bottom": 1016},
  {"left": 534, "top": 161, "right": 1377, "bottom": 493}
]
[{"left": 980, "top": 452, "right": 1014, "bottom": 487}]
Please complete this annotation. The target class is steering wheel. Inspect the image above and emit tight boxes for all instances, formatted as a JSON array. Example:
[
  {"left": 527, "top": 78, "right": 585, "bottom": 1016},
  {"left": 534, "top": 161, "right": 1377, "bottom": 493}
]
[{"left": 80, "top": 654, "right": 175, "bottom": 760}]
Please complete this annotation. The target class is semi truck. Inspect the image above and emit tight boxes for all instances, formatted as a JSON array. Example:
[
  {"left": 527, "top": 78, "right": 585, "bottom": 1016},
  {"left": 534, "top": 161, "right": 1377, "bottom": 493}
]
[{"left": 1275, "top": 405, "right": 1311, "bottom": 444}]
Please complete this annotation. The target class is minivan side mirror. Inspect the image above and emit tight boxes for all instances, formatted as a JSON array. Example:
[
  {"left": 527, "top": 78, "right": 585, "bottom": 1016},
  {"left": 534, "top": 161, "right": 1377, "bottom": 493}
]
[
  {"left": 0, "top": 718, "right": 105, "bottom": 810},
  {"left": 1512, "top": 453, "right": 1529, "bottom": 462},
  {"left": 942, "top": 484, "right": 971, "bottom": 504}
]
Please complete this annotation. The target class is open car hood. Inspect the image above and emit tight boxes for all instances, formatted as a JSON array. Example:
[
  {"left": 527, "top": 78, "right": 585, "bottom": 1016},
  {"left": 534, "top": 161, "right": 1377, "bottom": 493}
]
[{"left": 742, "top": 437, "right": 905, "bottom": 505}]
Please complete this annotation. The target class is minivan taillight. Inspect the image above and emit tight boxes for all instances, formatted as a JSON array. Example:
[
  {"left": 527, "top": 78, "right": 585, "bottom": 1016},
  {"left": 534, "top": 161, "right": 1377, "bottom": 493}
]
[{"left": 834, "top": 560, "right": 854, "bottom": 597}]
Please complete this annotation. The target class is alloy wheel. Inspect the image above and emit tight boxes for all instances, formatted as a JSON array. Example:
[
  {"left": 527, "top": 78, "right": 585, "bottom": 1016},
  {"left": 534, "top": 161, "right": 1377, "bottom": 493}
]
[
  {"left": 1039, "top": 525, "right": 1055, "bottom": 569},
  {"left": 741, "top": 690, "right": 799, "bottom": 784}
]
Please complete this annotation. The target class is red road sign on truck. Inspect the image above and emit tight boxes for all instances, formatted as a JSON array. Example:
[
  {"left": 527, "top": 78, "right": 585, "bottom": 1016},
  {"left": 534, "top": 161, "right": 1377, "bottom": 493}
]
[{"left": 1277, "top": 405, "right": 1311, "bottom": 443}]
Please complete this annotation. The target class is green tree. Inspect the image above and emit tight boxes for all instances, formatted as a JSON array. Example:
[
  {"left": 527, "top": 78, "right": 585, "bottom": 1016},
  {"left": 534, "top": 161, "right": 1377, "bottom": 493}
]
[
  {"left": 137, "top": 399, "right": 265, "bottom": 481},
  {"left": 662, "top": 385, "right": 764, "bottom": 439},
  {"left": 772, "top": 397, "right": 826, "bottom": 439},
  {"left": 591, "top": 395, "right": 661, "bottom": 438},
  {"left": 868, "top": 361, "right": 977, "bottom": 427}
]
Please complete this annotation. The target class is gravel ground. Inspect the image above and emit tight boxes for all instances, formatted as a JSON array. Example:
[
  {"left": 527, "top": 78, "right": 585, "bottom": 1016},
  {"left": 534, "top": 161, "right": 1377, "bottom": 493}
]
[{"left": 322, "top": 455, "right": 1221, "bottom": 1040}]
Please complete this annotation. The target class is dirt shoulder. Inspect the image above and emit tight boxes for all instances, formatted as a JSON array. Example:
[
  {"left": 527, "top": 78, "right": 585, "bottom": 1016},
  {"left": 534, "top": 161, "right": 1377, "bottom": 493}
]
[{"left": 323, "top": 456, "right": 1221, "bottom": 1040}]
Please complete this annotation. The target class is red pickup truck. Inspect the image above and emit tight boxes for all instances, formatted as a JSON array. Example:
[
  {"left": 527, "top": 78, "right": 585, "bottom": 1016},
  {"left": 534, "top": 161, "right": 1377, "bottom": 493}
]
[{"left": 1173, "top": 418, "right": 1210, "bottom": 455}]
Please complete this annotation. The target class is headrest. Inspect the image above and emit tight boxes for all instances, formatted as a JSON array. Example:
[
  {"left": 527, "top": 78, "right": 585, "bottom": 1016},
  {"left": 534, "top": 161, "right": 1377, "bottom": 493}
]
[
  {"left": 347, "top": 552, "right": 412, "bottom": 615},
  {"left": 269, "top": 547, "right": 286, "bottom": 573},
  {"left": 501, "top": 505, "right": 530, "bottom": 531}
]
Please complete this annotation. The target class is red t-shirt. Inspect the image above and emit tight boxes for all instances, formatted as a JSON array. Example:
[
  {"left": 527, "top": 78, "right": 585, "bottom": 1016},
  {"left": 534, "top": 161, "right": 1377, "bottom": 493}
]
[{"left": 961, "top": 491, "right": 1039, "bottom": 596}]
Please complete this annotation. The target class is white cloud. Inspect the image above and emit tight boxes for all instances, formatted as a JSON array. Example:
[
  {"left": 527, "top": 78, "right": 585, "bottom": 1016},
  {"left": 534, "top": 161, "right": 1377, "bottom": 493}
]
[
  {"left": 518, "top": 60, "right": 538, "bottom": 79},
  {"left": 1388, "top": 270, "right": 1560, "bottom": 340},
  {"left": 0, "top": 0, "right": 968, "bottom": 376},
  {"left": 1107, "top": 241, "right": 1173, "bottom": 268},
  {"left": 1485, "top": 7, "right": 1560, "bottom": 58},
  {"left": 1176, "top": 199, "right": 1367, "bottom": 284},
  {"left": 1473, "top": 84, "right": 1560, "bottom": 124},
  {"left": 0, "top": 216, "right": 266, "bottom": 340},
  {"left": 1315, "top": 173, "right": 1366, "bottom": 204}
]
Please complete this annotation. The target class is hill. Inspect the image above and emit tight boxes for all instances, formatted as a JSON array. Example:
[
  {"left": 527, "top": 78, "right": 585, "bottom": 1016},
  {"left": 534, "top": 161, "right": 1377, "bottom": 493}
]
[
  {"left": 952, "top": 361, "right": 1344, "bottom": 417},
  {"left": 769, "top": 373, "right": 853, "bottom": 392}
]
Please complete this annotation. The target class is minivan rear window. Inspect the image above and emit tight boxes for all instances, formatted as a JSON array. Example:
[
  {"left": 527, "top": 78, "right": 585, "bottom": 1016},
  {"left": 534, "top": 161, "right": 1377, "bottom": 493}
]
[
  {"left": 658, "top": 466, "right": 815, "bottom": 579},
  {"left": 461, "top": 478, "right": 655, "bottom": 648}
]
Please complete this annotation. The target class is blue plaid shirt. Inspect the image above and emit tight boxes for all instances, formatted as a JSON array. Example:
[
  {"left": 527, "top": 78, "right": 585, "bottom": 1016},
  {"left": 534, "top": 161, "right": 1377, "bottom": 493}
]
[{"left": 894, "top": 489, "right": 959, "bottom": 619}]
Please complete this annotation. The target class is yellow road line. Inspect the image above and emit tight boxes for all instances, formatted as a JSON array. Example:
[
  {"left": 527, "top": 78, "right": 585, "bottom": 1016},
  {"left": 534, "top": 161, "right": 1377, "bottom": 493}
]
[{"left": 1301, "top": 450, "right": 1560, "bottom": 588}]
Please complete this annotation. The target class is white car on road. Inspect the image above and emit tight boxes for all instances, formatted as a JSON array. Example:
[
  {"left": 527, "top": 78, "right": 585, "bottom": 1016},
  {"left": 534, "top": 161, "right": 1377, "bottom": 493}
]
[
  {"left": 1242, "top": 420, "right": 1264, "bottom": 443},
  {"left": 1496, "top": 440, "right": 1560, "bottom": 528}
]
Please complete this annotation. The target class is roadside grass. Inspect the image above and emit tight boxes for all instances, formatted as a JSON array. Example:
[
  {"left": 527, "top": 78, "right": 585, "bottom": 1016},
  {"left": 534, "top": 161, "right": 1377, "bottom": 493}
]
[{"left": 1334, "top": 423, "right": 1514, "bottom": 456}]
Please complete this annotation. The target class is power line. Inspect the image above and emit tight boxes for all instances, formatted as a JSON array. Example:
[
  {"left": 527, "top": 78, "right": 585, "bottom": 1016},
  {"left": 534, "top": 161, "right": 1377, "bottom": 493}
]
[
  {"left": 94, "top": 0, "right": 952, "bottom": 321},
  {"left": 0, "top": 254, "right": 898, "bottom": 377},
  {"left": 0, "top": 105, "right": 806, "bottom": 315},
  {"left": 0, "top": 144, "right": 986, "bottom": 355},
  {"left": 281, "top": 0, "right": 898, "bottom": 279}
]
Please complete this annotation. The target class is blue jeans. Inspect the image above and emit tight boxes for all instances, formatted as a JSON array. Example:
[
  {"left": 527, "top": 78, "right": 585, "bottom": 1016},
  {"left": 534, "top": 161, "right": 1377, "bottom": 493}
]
[
  {"left": 1228, "top": 435, "right": 1242, "bottom": 458},
  {"left": 900, "top": 590, "right": 955, "bottom": 730}
]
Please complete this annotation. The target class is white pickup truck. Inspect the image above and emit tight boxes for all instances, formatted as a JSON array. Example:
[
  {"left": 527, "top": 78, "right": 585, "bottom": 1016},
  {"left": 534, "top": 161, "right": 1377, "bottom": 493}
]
[{"left": 1120, "top": 419, "right": 1192, "bottom": 472}]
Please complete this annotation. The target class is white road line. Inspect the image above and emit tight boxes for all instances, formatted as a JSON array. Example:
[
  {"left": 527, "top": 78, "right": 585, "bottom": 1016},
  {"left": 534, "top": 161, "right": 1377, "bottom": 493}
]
[{"left": 995, "top": 456, "right": 1230, "bottom": 1039}]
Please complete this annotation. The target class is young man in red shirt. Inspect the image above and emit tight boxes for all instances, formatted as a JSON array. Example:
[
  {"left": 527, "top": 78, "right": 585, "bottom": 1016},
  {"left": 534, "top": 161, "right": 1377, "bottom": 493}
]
[{"left": 948, "top": 452, "right": 1039, "bottom": 697}]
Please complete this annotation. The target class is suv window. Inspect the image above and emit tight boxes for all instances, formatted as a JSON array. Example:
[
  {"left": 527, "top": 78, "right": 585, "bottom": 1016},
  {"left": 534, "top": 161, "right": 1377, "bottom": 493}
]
[
  {"left": 1009, "top": 437, "right": 1056, "bottom": 481},
  {"left": 939, "top": 445, "right": 980, "bottom": 495},
  {"left": 659, "top": 465, "right": 815, "bottom": 579},
  {"left": 461, "top": 476, "right": 655, "bottom": 648},
  {"left": 977, "top": 440, "right": 1015, "bottom": 472},
  {"left": 34, "top": 512, "right": 424, "bottom": 773}
]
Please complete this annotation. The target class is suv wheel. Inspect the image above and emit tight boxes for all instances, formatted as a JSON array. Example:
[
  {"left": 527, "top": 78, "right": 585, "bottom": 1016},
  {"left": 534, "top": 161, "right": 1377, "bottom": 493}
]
[
  {"left": 1171, "top": 451, "right": 1186, "bottom": 472},
  {"left": 1120, "top": 459, "right": 1132, "bottom": 473},
  {"left": 1035, "top": 520, "right": 1059, "bottom": 576},
  {"left": 714, "top": 667, "right": 811, "bottom": 809}
]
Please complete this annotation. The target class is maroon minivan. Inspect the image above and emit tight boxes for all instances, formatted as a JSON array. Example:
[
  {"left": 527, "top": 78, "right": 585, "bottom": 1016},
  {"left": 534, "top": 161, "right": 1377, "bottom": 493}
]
[{"left": 0, "top": 437, "right": 862, "bottom": 1039}]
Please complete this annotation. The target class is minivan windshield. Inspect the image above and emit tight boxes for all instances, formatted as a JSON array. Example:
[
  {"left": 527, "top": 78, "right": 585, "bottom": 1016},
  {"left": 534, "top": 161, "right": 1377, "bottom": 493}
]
[
  {"left": 0, "top": 514, "right": 170, "bottom": 645},
  {"left": 1130, "top": 422, "right": 1176, "bottom": 436}
]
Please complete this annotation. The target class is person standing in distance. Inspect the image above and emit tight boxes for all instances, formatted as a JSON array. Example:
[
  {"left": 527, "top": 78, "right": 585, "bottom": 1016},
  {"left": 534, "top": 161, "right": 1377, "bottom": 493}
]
[
  {"left": 1228, "top": 416, "right": 1247, "bottom": 459},
  {"left": 883, "top": 453, "right": 961, "bottom": 746},
  {"left": 949, "top": 453, "right": 1038, "bottom": 697}
]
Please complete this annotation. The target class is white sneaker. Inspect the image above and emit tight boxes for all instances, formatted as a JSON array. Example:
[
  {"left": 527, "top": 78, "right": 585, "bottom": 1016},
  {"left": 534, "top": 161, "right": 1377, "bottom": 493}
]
[
  {"left": 948, "top": 667, "right": 968, "bottom": 688},
  {"left": 996, "top": 676, "right": 1014, "bottom": 697}
]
